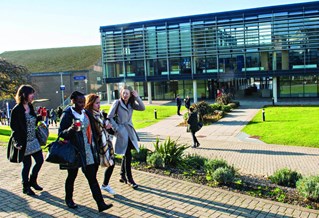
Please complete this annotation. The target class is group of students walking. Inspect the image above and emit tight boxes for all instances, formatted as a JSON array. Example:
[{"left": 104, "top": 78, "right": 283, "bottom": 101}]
[{"left": 8, "top": 84, "right": 145, "bottom": 213}]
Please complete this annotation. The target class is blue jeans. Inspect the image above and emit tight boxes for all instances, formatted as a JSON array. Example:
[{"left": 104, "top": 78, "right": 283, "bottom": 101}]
[{"left": 22, "top": 150, "right": 44, "bottom": 183}]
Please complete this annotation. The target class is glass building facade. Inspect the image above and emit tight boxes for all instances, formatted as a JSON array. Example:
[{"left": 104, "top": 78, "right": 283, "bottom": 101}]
[{"left": 100, "top": 1, "right": 319, "bottom": 100}]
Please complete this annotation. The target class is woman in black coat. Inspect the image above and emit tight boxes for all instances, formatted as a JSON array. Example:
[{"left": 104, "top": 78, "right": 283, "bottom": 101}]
[
  {"left": 58, "top": 91, "right": 113, "bottom": 212},
  {"left": 9, "top": 85, "right": 44, "bottom": 195},
  {"left": 187, "top": 107, "right": 200, "bottom": 148}
]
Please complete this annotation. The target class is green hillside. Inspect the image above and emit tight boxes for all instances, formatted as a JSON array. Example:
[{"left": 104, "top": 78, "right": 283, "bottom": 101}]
[{"left": 0, "top": 45, "right": 101, "bottom": 72}]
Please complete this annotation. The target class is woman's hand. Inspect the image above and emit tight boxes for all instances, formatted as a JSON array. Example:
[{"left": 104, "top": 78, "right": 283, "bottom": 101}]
[
  {"left": 105, "top": 123, "right": 112, "bottom": 129},
  {"left": 131, "top": 90, "right": 139, "bottom": 98}
]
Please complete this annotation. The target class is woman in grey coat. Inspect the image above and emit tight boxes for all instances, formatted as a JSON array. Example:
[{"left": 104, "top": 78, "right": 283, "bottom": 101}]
[{"left": 108, "top": 85, "right": 145, "bottom": 189}]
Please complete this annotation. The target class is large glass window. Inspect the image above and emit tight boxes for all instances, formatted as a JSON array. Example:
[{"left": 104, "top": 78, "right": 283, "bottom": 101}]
[
  {"left": 245, "top": 52, "right": 260, "bottom": 71},
  {"left": 304, "top": 75, "right": 318, "bottom": 97},
  {"left": 146, "top": 27, "right": 157, "bottom": 59},
  {"left": 149, "top": 59, "right": 167, "bottom": 76},
  {"left": 125, "top": 60, "right": 144, "bottom": 77},
  {"left": 107, "top": 62, "right": 123, "bottom": 77}
]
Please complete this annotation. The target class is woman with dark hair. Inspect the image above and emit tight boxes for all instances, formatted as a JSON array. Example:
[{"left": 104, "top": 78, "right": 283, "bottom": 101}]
[
  {"left": 9, "top": 84, "right": 44, "bottom": 195},
  {"left": 84, "top": 93, "right": 115, "bottom": 195},
  {"left": 58, "top": 91, "right": 113, "bottom": 212},
  {"left": 108, "top": 85, "right": 145, "bottom": 189}
]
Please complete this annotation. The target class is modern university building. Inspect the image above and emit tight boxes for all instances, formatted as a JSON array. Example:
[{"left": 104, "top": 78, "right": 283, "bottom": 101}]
[{"left": 100, "top": 1, "right": 319, "bottom": 103}]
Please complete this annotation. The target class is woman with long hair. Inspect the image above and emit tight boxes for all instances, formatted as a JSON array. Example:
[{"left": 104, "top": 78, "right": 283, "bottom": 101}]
[
  {"left": 58, "top": 91, "right": 113, "bottom": 212},
  {"left": 108, "top": 85, "right": 145, "bottom": 189},
  {"left": 9, "top": 84, "right": 44, "bottom": 195},
  {"left": 84, "top": 93, "right": 115, "bottom": 195}
]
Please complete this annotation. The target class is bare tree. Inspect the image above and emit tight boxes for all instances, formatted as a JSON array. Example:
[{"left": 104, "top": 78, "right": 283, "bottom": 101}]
[{"left": 0, "top": 58, "right": 30, "bottom": 99}]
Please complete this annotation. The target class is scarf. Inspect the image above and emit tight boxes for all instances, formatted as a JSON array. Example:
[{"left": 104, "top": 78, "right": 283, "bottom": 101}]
[{"left": 92, "top": 110, "right": 109, "bottom": 147}]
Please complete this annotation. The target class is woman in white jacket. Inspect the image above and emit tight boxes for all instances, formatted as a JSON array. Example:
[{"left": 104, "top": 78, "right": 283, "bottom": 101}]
[{"left": 108, "top": 85, "right": 145, "bottom": 189}]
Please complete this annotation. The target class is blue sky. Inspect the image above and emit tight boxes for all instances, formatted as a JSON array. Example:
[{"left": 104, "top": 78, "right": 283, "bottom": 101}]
[{"left": 0, "top": 0, "right": 317, "bottom": 53}]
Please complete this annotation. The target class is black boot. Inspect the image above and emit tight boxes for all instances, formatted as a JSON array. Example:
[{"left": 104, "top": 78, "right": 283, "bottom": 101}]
[
  {"left": 22, "top": 182, "right": 35, "bottom": 196},
  {"left": 65, "top": 198, "right": 78, "bottom": 209},
  {"left": 98, "top": 202, "right": 113, "bottom": 213},
  {"left": 30, "top": 175, "right": 43, "bottom": 191}
]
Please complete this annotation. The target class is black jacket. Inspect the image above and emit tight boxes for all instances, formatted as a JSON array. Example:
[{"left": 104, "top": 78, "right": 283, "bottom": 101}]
[
  {"left": 58, "top": 106, "right": 100, "bottom": 170},
  {"left": 8, "top": 103, "right": 41, "bottom": 162},
  {"left": 187, "top": 111, "right": 198, "bottom": 132}
]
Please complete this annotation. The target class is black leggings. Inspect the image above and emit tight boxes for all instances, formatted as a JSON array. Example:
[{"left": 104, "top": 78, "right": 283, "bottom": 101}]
[
  {"left": 120, "top": 140, "right": 134, "bottom": 182},
  {"left": 103, "top": 164, "right": 115, "bottom": 186},
  {"left": 191, "top": 131, "right": 199, "bottom": 145},
  {"left": 65, "top": 164, "right": 103, "bottom": 204},
  {"left": 22, "top": 150, "right": 44, "bottom": 183}
]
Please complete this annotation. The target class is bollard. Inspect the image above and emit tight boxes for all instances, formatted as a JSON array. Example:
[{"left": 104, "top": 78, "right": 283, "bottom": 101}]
[
  {"left": 262, "top": 108, "right": 265, "bottom": 122},
  {"left": 272, "top": 97, "right": 275, "bottom": 106},
  {"left": 154, "top": 109, "right": 157, "bottom": 119}
]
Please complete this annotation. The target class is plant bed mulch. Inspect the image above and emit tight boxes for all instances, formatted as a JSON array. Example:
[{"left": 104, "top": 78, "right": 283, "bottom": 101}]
[{"left": 132, "top": 162, "right": 319, "bottom": 210}]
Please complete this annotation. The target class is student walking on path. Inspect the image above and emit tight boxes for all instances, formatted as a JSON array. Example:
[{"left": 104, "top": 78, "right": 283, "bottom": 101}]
[
  {"left": 108, "top": 85, "right": 145, "bottom": 189},
  {"left": 176, "top": 94, "right": 182, "bottom": 116},
  {"left": 58, "top": 91, "right": 113, "bottom": 212},
  {"left": 8, "top": 85, "right": 44, "bottom": 196},
  {"left": 85, "top": 93, "right": 116, "bottom": 195},
  {"left": 187, "top": 107, "right": 200, "bottom": 148}
]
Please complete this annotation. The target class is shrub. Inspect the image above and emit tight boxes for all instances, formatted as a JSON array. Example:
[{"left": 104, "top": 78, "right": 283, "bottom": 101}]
[
  {"left": 179, "top": 154, "right": 208, "bottom": 170},
  {"left": 216, "top": 93, "right": 233, "bottom": 105},
  {"left": 204, "top": 159, "right": 229, "bottom": 173},
  {"left": 204, "top": 159, "right": 236, "bottom": 183},
  {"left": 132, "top": 145, "right": 150, "bottom": 163},
  {"left": 221, "top": 105, "right": 232, "bottom": 112},
  {"left": 296, "top": 176, "right": 319, "bottom": 201},
  {"left": 153, "top": 137, "right": 189, "bottom": 168},
  {"left": 269, "top": 168, "right": 302, "bottom": 188},
  {"left": 227, "top": 102, "right": 237, "bottom": 109},
  {"left": 195, "top": 101, "right": 213, "bottom": 121},
  {"left": 147, "top": 152, "right": 164, "bottom": 168},
  {"left": 211, "top": 103, "right": 222, "bottom": 111},
  {"left": 211, "top": 167, "right": 235, "bottom": 185}
]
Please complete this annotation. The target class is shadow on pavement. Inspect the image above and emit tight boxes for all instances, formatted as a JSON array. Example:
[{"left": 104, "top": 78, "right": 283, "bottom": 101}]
[
  {"left": 197, "top": 147, "right": 319, "bottom": 156},
  {"left": 0, "top": 188, "right": 50, "bottom": 217},
  {"left": 112, "top": 192, "right": 197, "bottom": 218},
  {"left": 137, "top": 185, "right": 291, "bottom": 218}
]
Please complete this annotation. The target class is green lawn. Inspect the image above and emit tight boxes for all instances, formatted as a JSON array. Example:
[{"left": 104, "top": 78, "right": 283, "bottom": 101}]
[
  {"left": 243, "top": 106, "right": 319, "bottom": 147},
  {"left": 0, "top": 105, "right": 178, "bottom": 146}
]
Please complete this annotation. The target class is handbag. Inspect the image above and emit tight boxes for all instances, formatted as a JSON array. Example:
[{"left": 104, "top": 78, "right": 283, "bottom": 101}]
[
  {"left": 36, "top": 122, "right": 49, "bottom": 146},
  {"left": 197, "top": 122, "right": 203, "bottom": 131},
  {"left": 45, "top": 137, "right": 78, "bottom": 166},
  {"left": 186, "top": 124, "right": 191, "bottom": 132},
  {"left": 100, "top": 139, "right": 115, "bottom": 167},
  {"left": 7, "top": 136, "right": 23, "bottom": 163}
]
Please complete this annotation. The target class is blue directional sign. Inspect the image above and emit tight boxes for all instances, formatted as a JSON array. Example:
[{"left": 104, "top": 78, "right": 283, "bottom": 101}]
[
  {"left": 60, "top": 85, "right": 65, "bottom": 90},
  {"left": 74, "top": 76, "right": 86, "bottom": 80}
]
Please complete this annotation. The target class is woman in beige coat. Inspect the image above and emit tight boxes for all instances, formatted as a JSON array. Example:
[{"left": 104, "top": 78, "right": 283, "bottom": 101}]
[{"left": 108, "top": 85, "right": 145, "bottom": 189}]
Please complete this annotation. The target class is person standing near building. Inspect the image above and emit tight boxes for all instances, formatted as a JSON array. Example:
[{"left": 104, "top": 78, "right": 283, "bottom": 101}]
[
  {"left": 184, "top": 95, "right": 191, "bottom": 110},
  {"left": 176, "top": 94, "right": 182, "bottom": 116},
  {"left": 84, "top": 93, "right": 116, "bottom": 195},
  {"left": 187, "top": 107, "right": 200, "bottom": 148},
  {"left": 58, "top": 91, "right": 113, "bottom": 212},
  {"left": 108, "top": 85, "right": 145, "bottom": 189},
  {"left": 9, "top": 85, "right": 44, "bottom": 195}
]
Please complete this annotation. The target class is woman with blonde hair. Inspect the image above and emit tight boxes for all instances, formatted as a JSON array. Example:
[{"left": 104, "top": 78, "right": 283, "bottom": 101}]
[
  {"left": 108, "top": 85, "right": 145, "bottom": 189},
  {"left": 85, "top": 93, "right": 115, "bottom": 195}
]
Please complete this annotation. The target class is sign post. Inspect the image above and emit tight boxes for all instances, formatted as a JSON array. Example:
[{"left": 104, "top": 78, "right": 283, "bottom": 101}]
[{"left": 60, "top": 72, "right": 65, "bottom": 107}]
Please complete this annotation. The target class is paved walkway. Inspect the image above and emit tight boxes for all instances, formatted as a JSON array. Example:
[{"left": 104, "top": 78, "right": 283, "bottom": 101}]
[{"left": 2, "top": 98, "right": 319, "bottom": 217}]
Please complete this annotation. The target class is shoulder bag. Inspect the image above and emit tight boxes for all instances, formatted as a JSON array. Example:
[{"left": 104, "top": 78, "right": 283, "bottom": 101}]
[
  {"left": 45, "top": 136, "right": 78, "bottom": 167},
  {"left": 7, "top": 136, "right": 23, "bottom": 163},
  {"left": 36, "top": 121, "right": 49, "bottom": 146}
]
